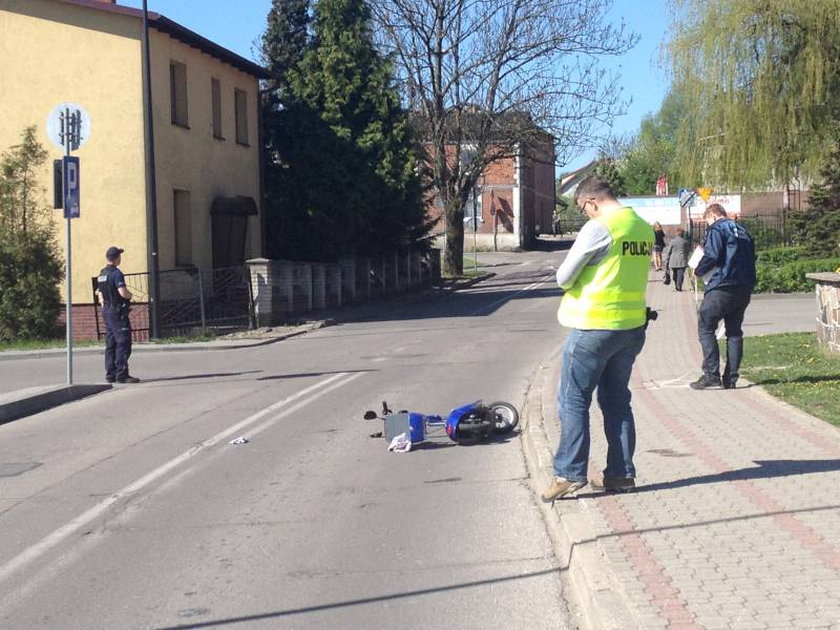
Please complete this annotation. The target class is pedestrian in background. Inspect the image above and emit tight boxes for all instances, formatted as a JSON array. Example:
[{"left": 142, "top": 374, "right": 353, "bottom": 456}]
[
  {"left": 663, "top": 228, "right": 690, "bottom": 291},
  {"left": 95, "top": 247, "right": 140, "bottom": 384},
  {"left": 690, "top": 204, "right": 756, "bottom": 390},
  {"left": 652, "top": 222, "right": 666, "bottom": 270},
  {"left": 541, "top": 176, "right": 654, "bottom": 502}
]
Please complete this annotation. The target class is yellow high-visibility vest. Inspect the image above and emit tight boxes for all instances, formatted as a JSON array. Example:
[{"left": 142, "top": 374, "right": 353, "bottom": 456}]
[{"left": 558, "top": 206, "right": 653, "bottom": 330}]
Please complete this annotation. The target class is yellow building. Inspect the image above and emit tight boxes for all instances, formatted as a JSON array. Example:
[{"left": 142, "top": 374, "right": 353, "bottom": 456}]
[{"left": 0, "top": 0, "right": 265, "bottom": 312}]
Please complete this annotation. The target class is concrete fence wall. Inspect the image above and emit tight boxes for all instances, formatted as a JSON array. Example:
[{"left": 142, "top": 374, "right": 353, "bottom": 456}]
[{"left": 247, "top": 249, "right": 441, "bottom": 327}]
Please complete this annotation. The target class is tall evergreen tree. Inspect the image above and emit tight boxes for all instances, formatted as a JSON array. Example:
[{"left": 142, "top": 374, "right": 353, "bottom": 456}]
[
  {"left": 261, "top": 0, "right": 425, "bottom": 260},
  {"left": 261, "top": 0, "right": 318, "bottom": 260},
  {"left": 291, "top": 0, "right": 425, "bottom": 256},
  {"left": 789, "top": 137, "right": 840, "bottom": 258},
  {"left": 261, "top": 0, "right": 311, "bottom": 107}
]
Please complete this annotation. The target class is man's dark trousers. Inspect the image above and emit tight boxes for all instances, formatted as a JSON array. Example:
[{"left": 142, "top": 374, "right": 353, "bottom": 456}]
[
  {"left": 697, "top": 285, "right": 752, "bottom": 383},
  {"left": 103, "top": 307, "right": 132, "bottom": 381},
  {"left": 672, "top": 267, "right": 686, "bottom": 291}
]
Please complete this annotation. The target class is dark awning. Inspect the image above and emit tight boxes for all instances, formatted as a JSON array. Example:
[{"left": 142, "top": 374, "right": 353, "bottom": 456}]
[{"left": 211, "top": 196, "right": 258, "bottom": 217}]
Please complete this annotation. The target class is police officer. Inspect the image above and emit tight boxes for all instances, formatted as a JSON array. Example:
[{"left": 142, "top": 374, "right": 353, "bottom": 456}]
[
  {"left": 541, "top": 176, "right": 654, "bottom": 502},
  {"left": 96, "top": 247, "right": 139, "bottom": 383}
]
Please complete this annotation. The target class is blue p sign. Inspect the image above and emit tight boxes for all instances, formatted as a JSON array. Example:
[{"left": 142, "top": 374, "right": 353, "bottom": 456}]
[{"left": 63, "top": 156, "right": 80, "bottom": 219}]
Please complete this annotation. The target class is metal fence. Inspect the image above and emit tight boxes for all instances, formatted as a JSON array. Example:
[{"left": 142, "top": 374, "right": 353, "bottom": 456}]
[
  {"left": 688, "top": 213, "right": 791, "bottom": 249},
  {"left": 92, "top": 265, "right": 254, "bottom": 341},
  {"left": 91, "top": 249, "right": 440, "bottom": 340}
]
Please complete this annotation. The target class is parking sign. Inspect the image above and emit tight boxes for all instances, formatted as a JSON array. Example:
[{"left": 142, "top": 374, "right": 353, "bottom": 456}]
[{"left": 63, "top": 156, "right": 80, "bottom": 218}]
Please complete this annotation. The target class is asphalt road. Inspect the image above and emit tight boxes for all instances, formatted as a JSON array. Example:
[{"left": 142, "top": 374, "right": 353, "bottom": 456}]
[{"left": 0, "top": 251, "right": 577, "bottom": 629}]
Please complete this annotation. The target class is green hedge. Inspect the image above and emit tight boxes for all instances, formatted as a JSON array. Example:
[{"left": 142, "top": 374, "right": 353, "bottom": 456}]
[
  {"left": 755, "top": 257, "right": 840, "bottom": 293},
  {"left": 756, "top": 246, "right": 807, "bottom": 265},
  {"left": 0, "top": 234, "right": 64, "bottom": 342}
]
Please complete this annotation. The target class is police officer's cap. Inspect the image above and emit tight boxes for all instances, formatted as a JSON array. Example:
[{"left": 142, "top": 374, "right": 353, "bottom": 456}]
[{"left": 106, "top": 246, "right": 124, "bottom": 261}]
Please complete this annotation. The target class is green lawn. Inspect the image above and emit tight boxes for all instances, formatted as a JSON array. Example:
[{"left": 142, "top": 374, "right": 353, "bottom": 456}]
[
  {"left": 0, "top": 338, "right": 102, "bottom": 352},
  {"left": 739, "top": 332, "right": 840, "bottom": 427}
]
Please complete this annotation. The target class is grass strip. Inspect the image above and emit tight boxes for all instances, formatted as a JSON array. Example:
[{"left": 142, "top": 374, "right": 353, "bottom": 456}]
[{"left": 739, "top": 332, "right": 840, "bottom": 427}]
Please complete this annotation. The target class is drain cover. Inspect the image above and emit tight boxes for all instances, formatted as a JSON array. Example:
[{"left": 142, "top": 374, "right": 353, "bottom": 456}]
[{"left": 0, "top": 462, "right": 42, "bottom": 477}]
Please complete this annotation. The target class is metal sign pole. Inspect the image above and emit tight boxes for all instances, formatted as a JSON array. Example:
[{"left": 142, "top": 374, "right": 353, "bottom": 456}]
[{"left": 64, "top": 107, "right": 73, "bottom": 385}]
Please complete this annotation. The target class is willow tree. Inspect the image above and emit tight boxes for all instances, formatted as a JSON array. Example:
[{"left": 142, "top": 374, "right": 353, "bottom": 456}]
[
  {"left": 373, "top": 0, "right": 637, "bottom": 275},
  {"left": 667, "top": 0, "right": 840, "bottom": 188}
]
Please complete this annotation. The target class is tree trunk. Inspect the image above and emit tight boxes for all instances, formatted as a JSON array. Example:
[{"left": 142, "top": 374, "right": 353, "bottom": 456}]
[{"left": 443, "top": 202, "right": 464, "bottom": 276}]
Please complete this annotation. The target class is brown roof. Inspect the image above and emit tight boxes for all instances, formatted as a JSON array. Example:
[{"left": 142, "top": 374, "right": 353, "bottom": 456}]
[{"left": 55, "top": 0, "right": 269, "bottom": 78}]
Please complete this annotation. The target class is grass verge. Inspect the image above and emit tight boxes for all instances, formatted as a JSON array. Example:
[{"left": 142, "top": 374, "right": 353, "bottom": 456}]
[
  {"left": 739, "top": 332, "right": 840, "bottom": 427},
  {"left": 0, "top": 338, "right": 101, "bottom": 352},
  {"left": 0, "top": 335, "right": 218, "bottom": 352}
]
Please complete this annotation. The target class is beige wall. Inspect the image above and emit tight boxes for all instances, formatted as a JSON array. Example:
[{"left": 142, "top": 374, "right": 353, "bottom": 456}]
[
  {"left": 150, "top": 30, "right": 262, "bottom": 271},
  {"left": 0, "top": 0, "right": 147, "bottom": 300},
  {"left": 1, "top": 0, "right": 263, "bottom": 306}
]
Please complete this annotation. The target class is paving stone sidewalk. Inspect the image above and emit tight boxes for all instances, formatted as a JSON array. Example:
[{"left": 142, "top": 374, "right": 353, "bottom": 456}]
[{"left": 523, "top": 275, "right": 840, "bottom": 629}]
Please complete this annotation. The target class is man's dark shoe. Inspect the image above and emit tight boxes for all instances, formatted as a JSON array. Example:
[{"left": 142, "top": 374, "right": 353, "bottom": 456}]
[
  {"left": 690, "top": 374, "right": 721, "bottom": 390},
  {"left": 601, "top": 476, "right": 636, "bottom": 493},
  {"left": 116, "top": 376, "right": 141, "bottom": 384},
  {"left": 106, "top": 377, "right": 116, "bottom": 383},
  {"left": 722, "top": 378, "right": 737, "bottom": 389}
]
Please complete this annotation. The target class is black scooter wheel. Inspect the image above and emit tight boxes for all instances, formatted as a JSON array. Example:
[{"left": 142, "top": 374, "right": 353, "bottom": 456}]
[{"left": 489, "top": 401, "right": 519, "bottom": 434}]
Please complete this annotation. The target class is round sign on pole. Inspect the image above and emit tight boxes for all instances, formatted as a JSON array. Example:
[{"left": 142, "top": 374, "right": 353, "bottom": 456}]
[{"left": 46, "top": 103, "right": 92, "bottom": 151}]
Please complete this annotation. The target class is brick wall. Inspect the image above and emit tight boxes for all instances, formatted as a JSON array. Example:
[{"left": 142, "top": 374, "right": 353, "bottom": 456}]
[
  {"left": 57, "top": 303, "right": 150, "bottom": 342},
  {"left": 56, "top": 304, "right": 100, "bottom": 342}
]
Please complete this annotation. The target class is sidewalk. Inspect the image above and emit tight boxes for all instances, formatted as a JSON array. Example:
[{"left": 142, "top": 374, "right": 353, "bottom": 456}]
[{"left": 522, "top": 275, "right": 840, "bottom": 629}]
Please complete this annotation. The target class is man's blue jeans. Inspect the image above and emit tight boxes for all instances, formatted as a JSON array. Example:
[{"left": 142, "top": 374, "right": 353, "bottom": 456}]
[
  {"left": 552, "top": 326, "right": 646, "bottom": 483},
  {"left": 697, "top": 286, "right": 752, "bottom": 381}
]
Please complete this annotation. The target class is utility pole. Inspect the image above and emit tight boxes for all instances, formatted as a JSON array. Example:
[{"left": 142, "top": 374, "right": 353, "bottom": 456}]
[{"left": 142, "top": 0, "right": 161, "bottom": 339}]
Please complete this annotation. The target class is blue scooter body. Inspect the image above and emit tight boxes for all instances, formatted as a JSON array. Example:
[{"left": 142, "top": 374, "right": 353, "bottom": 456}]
[{"left": 445, "top": 400, "right": 482, "bottom": 441}]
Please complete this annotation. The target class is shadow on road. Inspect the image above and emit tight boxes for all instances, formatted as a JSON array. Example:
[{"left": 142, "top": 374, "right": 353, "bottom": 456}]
[
  {"left": 142, "top": 371, "right": 263, "bottom": 383},
  {"left": 258, "top": 369, "right": 376, "bottom": 381},
  {"left": 154, "top": 567, "right": 561, "bottom": 630}
]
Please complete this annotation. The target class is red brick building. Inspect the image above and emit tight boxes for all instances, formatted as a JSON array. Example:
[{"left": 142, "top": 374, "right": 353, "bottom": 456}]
[{"left": 425, "top": 133, "right": 556, "bottom": 251}]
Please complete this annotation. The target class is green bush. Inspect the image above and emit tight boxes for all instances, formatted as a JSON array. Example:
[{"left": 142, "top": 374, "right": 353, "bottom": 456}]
[
  {"left": 0, "top": 234, "right": 64, "bottom": 342},
  {"left": 755, "top": 257, "right": 840, "bottom": 293},
  {"left": 756, "top": 246, "right": 806, "bottom": 265}
]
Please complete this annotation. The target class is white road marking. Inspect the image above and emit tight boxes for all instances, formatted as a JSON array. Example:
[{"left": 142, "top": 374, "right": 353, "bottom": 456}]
[{"left": 0, "top": 372, "right": 360, "bottom": 589}]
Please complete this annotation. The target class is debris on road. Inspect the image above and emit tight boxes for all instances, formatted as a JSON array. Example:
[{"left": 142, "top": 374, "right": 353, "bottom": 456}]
[
  {"left": 387, "top": 432, "right": 412, "bottom": 453},
  {"left": 229, "top": 436, "right": 249, "bottom": 445}
]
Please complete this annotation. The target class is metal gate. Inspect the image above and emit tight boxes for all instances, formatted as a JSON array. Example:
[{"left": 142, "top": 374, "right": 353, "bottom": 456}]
[{"left": 92, "top": 266, "right": 254, "bottom": 341}]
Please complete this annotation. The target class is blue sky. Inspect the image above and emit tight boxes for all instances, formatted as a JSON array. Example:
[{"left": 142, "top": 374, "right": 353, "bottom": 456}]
[{"left": 122, "top": 0, "right": 671, "bottom": 172}]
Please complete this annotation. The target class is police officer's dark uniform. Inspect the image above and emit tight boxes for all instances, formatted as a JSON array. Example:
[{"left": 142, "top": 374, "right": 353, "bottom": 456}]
[{"left": 97, "top": 247, "right": 139, "bottom": 383}]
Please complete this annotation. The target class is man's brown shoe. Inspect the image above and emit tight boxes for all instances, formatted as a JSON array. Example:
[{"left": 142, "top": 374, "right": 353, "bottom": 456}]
[{"left": 540, "top": 477, "right": 586, "bottom": 503}]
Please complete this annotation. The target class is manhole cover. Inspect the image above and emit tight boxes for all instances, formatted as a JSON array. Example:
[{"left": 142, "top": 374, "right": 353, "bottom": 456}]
[{"left": 0, "top": 462, "right": 42, "bottom": 477}]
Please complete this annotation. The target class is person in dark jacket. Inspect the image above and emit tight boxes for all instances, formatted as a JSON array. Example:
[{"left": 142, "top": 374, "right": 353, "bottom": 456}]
[
  {"left": 690, "top": 204, "right": 756, "bottom": 390},
  {"left": 663, "top": 228, "right": 690, "bottom": 291},
  {"left": 95, "top": 247, "right": 140, "bottom": 384}
]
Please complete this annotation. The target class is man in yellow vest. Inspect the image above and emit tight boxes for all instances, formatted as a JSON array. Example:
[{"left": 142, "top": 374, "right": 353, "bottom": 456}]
[{"left": 541, "top": 176, "right": 654, "bottom": 502}]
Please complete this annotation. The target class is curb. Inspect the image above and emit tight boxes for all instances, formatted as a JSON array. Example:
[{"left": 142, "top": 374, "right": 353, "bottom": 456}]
[
  {"left": 0, "top": 383, "right": 112, "bottom": 425},
  {"left": 520, "top": 362, "right": 638, "bottom": 630}
]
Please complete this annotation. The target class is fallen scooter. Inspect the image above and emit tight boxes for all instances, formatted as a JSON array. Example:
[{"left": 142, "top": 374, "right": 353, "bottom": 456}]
[{"left": 364, "top": 400, "right": 519, "bottom": 450}]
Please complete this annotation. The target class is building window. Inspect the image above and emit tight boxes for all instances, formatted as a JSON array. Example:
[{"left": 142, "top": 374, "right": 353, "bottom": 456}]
[
  {"left": 234, "top": 88, "right": 248, "bottom": 145},
  {"left": 170, "top": 61, "right": 189, "bottom": 127},
  {"left": 173, "top": 189, "right": 192, "bottom": 266},
  {"left": 211, "top": 78, "right": 223, "bottom": 139}
]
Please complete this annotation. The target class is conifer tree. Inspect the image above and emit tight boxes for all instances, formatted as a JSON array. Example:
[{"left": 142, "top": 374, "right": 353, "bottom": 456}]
[{"left": 261, "top": 0, "right": 425, "bottom": 260}]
